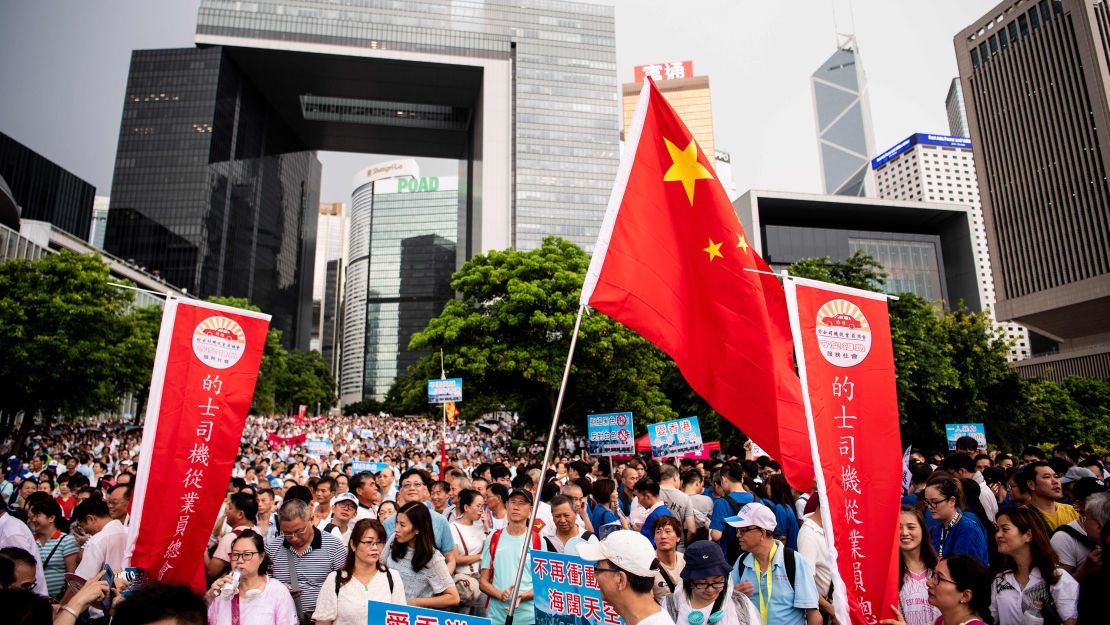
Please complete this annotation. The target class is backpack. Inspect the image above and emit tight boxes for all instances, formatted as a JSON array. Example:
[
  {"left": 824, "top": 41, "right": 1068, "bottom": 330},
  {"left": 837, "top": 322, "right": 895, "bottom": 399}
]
[
  {"left": 738, "top": 547, "right": 798, "bottom": 593},
  {"left": 485, "top": 526, "right": 555, "bottom": 608},
  {"left": 1052, "top": 523, "right": 1087, "bottom": 545},
  {"left": 720, "top": 494, "right": 746, "bottom": 565}
]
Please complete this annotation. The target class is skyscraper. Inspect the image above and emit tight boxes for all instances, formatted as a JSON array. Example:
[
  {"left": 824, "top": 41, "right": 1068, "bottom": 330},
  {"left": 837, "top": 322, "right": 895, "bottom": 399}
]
[
  {"left": 872, "top": 132, "right": 1030, "bottom": 360},
  {"left": 811, "top": 36, "right": 877, "bottom": 197},
  {"left": 0, "top": 131, "right": 95, "bottom": 239},
  {"left": 89, "top": 196, "right": 110, "bottom": 249},
  {"left": 955, "top": 0, "right": 1110, "bottom": 379},
  {"left": 622, "top": 61, "right": 713, "bottom": 157},
  {"left": 312, "top": 201, "right": 346, "bottom": 353},
  {"left": 945, "top": 78, "right": 969, "bottom": 137},
  {"left": 340, "top": 164, "right": 458, "bottom": 405}
]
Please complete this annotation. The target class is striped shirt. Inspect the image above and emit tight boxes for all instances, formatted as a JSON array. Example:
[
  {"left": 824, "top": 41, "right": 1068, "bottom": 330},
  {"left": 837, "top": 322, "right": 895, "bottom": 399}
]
[
  {"left": 37, "top": 531, "right": 79, "bottom": 598},
  {"left": 265, "top": 528, "right": 346, "bottom": 616}
]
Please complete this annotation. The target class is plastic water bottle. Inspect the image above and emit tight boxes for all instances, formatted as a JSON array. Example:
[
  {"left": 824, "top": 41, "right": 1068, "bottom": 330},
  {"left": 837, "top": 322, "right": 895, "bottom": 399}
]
[
  {"left": 221, "top": 570, "right": 241, "bottom": 600},
  {"left": 1023, "top": 600, "right": 1044, "bottom": 625}
]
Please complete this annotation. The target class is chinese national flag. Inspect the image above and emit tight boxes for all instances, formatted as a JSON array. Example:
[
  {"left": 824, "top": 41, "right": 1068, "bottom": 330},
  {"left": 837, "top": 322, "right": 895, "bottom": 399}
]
[{"left": 581, "top": 79, "right": 813, "bottom": 489}]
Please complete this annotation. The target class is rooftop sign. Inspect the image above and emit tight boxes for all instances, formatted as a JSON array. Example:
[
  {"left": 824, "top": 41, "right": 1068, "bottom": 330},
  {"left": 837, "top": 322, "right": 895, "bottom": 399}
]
[
  {"left": 871, "top": 133, "right": 972, "bottom": 170},
  {"left": 634, "top": 61, "right": 694, "bottom": 82}
]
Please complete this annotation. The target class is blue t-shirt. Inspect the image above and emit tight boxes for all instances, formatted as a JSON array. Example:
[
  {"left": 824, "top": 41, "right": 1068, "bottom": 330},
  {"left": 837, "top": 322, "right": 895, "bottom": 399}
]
[
  {"left": 482, "top": 529, "right": 535, "bottom": 625},
  {"left": 929, "top": 510, "right": 989, "bottom": 567},
  {"left": 710, "top": 491, "right": 755, "bottom": 560},
  {"left": 588, "top": 502, "right": 619, "bottom": 537},
  {"left": 383, "top": 505, "right": 457, "bottom": 555},
  {"left": 766, "top": 501, "right": 800, "bottom": 551},
  {"left": 640, "top": 505, "right": 674, "bottom": 547},
  {"left": 730, "top": 541, "right": 819, "bottom": 625}
]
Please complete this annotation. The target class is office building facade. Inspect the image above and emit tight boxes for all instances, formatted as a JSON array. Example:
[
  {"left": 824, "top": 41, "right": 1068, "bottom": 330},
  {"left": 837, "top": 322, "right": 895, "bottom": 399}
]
[
  {"left": 955, "top": 0, "right": 1110, "bottom": 379},
  {"left": 945, "top": 78, "right": 969, "bottom": 137},
  {"left": 872, "top": 133, "right": 1030, "bottom": 360},
  {"left": 312, "top": 201, "right": 346, "bottom": 354},
  {"left": 810, "top": 37, "right": 877, "bottom": 197},
  {"left": 623, "top": 62, "right": 713, "bottom": 157},
  {"left": 341, "top": 165, "right": 458, "bottom": 405},
  {"left": 89, "top": 196, "right": 110, "bottom": 249},
  {"left": 0, "top": 131, "right": 95, "bottom": 239}
]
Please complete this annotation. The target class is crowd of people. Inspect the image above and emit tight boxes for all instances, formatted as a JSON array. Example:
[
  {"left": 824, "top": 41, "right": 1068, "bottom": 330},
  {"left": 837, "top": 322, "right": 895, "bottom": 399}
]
[{"left": 2, "top": 415, "right": 1110, "bottom": 625}]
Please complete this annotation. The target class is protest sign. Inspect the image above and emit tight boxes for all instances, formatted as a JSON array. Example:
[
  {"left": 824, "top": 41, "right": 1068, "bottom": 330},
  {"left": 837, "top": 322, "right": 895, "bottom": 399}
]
[
  {"left": 532, "top": 550, "right": 622, "bottom": 625},
  {"left": 367, "top": 600, "right": 490, "bottom": 625},
  {"left": 428, "top": 378, "right": 463, "bottom": 403},
  {"left": 359, "top": 428, "right": 373, "bottom": 439},
  {"left": 351, "top": 461, "right": 389, "bottom": 474},
  {"left": 306, "top": 439, "right": 333, "bottom": 455},
  {"left": 945, "top": 423, "right": 986, "bottom": 450},
  {"left": 124, "top": 298, "right": 270, "bottom": 592},
  {"left": 647, "top": 416, "right": 702, "bottom": 459},
  {"left": 586, "top": 412, "right": 635, "bottom": 456}
]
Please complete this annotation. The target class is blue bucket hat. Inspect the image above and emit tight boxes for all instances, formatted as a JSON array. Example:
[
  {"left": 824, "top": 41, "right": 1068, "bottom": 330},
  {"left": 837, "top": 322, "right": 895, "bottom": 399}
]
[{"left": 680, "top": 540, "right": 732, "bottom": 580}]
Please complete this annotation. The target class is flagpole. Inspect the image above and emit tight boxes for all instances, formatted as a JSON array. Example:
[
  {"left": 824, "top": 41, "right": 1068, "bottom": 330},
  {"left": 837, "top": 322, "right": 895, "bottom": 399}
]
[
  {"left": 504, "top": 304, "right": 587, "bottom": 625},
  {"left": 782, "top": 276, "right": 851, "bottom": 625},
  {"left": 440, "top": 350, "right": 447, "bottom": 481}
]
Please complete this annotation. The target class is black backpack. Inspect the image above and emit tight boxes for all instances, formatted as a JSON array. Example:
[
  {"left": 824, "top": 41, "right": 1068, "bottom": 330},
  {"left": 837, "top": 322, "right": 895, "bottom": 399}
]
[
  {"left": 737, "top": 548, "right": 799, "bottom": 592},
  {"left": 720, "top": 494, "right": 746, "bottom": 565}
]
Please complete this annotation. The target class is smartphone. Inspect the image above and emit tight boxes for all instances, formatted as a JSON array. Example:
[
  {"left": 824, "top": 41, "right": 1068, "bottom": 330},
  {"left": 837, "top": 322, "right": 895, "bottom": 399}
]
[{"left": 100, "top": 564, "right": 114, "bottom": 612}]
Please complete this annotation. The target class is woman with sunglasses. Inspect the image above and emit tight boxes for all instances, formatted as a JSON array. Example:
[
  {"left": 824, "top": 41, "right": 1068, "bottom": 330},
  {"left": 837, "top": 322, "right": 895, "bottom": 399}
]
[
  {"left": 384, "top": 502, "right": 460, "bottom": 609},
  {"left": 990, "top": 507, "right": 1078, "bottom": 625},
  {"left": 206, "top": 529, "right": 298, "bottom": 625},
  {"left": 313, "top": 519, "right": 405, "bottom": 625},
  {"left": 895, "top": 506, "right": 940, "bottom": 625},
  {"left": 662, "top": 541, "right": 758, "bottom": 625},
  {"left": 924, "top": 476, "right": 989, "bottom": 567},
  {"left": 881, "top": 555, "right": 992, "bottom": 625}
]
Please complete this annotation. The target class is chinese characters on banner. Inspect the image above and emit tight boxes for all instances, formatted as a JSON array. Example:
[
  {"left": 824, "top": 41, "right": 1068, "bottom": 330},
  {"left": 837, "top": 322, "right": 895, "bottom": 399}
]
[
  {"left": 586, "top": 412, "right": 635, "bottom": 456},
  {"left": 647, "top": 416, "right": 703, "bottom": 459},
  {"left": 945, "top": 423, "right": 987, "bottom": 450},
  {"left": 366, "top": 601, "right": 491, "bottom": 625},
  {"left": 785, "top": 278, "right": 901, "bottom": 625},
  {"left": 124, "top": 298, "right": 270, "bottom": 592},
  {"left": 532, "top": 550, "right": 623, "bottom": 625},
  {"left": 634, "top": 60, "right": 694, "bottom": 82}
]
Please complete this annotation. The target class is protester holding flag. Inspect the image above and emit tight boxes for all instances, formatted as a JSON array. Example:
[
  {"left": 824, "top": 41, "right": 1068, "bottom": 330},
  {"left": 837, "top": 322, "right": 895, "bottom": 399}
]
[
  {"left": 894, "top": 506, "right": 940, "bottom": 625},
  {"left": 206, "top": 529, "right": 298, "bottom": 625},
  {"left": 313, "top": 519, "right": 405, "bottom": 625},
  {"left": 383, "top": 502, "right": 458, "bottom": 609},
  {"left": 662, "top": 541, "right": 758, "bottom": 625}
]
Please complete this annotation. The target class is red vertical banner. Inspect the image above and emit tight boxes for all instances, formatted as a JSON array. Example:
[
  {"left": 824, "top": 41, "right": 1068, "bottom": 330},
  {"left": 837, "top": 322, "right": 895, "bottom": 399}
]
[
  {"left": 785, "top": 277, "right": 901, "bottom": 625},
  {"left": 124, "top": 298, "right": 270, "bottom": 592}
]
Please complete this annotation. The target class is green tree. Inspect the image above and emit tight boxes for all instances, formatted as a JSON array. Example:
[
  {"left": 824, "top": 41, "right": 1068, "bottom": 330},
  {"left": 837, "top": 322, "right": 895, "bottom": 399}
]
[
  {"left": 206, "top": 296, "right": 287, "bottom": 414},
  {"left": 0, "top": 251, "right": 155, "bottom": 455},
  {"left": 275, "top": 349, "right": 337, "bottom": 414},
  {"left": 126, "top": 305, "right": 166, "bottom": 423},
  {"left": 405, "top": 237, "right": 676, "bottom": 434},
  {"left": 786, "top": 251, "right": 887, "bottom": 291}
]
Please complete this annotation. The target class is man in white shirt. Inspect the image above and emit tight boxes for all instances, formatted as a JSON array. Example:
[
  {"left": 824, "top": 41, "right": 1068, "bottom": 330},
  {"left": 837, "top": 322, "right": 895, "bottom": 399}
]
[
  {"left": 0, "top": 503, "right": 47, "bottom": 595},
  {"left": 65, "top": 497, "right": 127, "bottom": 601},
  {"left": 376, "top": 467, "right": 398, "bottom": 502},
  {"left": 795, "top": 497, "right": 835, "bottom": 622}
]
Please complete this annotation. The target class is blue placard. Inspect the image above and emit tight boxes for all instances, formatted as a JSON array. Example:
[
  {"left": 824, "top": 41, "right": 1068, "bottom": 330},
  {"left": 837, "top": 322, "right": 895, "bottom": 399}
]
[
  {"left": 366, "top": 600, "right": 490, "bottom": 625},
  {"left": 532, "top": 550, "right": 621, "bottom": 625},
  {"left": 350, "top": 461, "right": 389, "bottom": 474},
  {"left": 871, "top": 132, "right": 972, "bottom": 169},
  {"left": 647, "top": 416, "right": 703, "bottom": 459},
  {"left": 306, "top": 439, "right": 333, "bottom": 455},
  {"left": 359, "top": 428, "right": 373, "bottom": 439},
  {"left": 945, "top": 423, "right": 987, "bottom": 451},
  {"left": 427, "top": 378, "right": 463, "bottom": 403},
  {"left": 586, "top": 412, "right": 635, "bottom": 456}
]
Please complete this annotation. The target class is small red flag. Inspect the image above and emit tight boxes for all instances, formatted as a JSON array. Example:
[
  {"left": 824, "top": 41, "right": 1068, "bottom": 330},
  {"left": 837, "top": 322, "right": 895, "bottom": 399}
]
[{"left": 581, "top": 79, "right": 813, "bottom": 489}]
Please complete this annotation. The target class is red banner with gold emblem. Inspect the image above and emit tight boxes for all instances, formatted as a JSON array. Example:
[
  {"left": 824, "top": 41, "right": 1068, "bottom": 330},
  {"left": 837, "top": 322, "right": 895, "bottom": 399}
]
[
  {"left": 784, "top": 277, "right": 901, "bottom": 625},
  {"left": 124, "top": 298, "right": 270, "bottom": 591}
]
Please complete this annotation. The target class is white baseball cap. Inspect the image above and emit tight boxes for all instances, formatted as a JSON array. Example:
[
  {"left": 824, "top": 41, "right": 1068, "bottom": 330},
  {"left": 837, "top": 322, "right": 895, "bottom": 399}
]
[
  {"left": 576, "top": 530, "right": 658, "bottom": 577},
  {"left": 724, "top": 503, "right": 777, "bottom": 532}
]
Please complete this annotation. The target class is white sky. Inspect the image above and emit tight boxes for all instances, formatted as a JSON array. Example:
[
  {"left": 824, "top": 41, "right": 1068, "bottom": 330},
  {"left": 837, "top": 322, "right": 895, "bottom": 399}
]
[{"left": 0, "top": 0, "right": 997, "bottom": 207}]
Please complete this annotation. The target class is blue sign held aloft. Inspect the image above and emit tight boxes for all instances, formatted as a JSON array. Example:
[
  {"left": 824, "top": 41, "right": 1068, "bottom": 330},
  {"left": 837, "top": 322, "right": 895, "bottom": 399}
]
[
  {"left": 306, "top": 439, "right": 333, "bottom": 456},
  {"left": 428, "top": 378, "right": 463, "bottom": 403},
  {"left": 647, "top": 416, "right": 703, "bottom": 459},
  {"left": 945, "top": 423, "right": 986, "bottom": 451},
  {"left": 587, "top": 412, "right": 635, "bottom": 456},
  {"left": 350, "top": 461, "right": 390, "bottom": 474},
  {"left": 532, "top": 550, "right": 621, "bottom": 625},
  {"left": 366, "top": 600, "right": 490, "bottom": 625}
]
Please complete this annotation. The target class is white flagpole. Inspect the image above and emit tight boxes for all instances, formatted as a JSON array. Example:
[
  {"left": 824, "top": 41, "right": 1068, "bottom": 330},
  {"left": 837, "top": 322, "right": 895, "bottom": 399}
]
[
  {"left": 782, "top": 277, "right": 852, "bottom": 625},
  {"left": 504, "top": 304, "right": 587, "bottom": 625}
]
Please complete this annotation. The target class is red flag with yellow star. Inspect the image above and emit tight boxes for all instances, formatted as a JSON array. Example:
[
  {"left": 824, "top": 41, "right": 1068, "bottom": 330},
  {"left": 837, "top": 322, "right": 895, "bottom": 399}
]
[{"left": 580, "top": 79, "right": 812, "bottom": 489}]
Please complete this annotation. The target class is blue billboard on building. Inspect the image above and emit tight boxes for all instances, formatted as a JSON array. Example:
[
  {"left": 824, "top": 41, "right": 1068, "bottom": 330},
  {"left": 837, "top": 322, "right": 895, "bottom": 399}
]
[{"left": 871, "top": 133, "right": 972, "bottom": 170}]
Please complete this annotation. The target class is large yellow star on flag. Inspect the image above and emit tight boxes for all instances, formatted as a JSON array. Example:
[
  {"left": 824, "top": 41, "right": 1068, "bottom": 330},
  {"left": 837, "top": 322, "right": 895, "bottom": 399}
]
[
  {"left": 736, "top": 233, "right": 750, "bottom": 253},
  {"left": 703, "top": 238, "right": 723, "bottom": 262},
  {"left": 663, "top": 137, "right": 714, "bottom": 205}
]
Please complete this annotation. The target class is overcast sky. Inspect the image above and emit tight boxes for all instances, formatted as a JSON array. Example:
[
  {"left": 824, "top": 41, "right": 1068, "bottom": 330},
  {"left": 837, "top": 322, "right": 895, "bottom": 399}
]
[{"left": 0, "top": 0, "right": 996, "bottom": 205}]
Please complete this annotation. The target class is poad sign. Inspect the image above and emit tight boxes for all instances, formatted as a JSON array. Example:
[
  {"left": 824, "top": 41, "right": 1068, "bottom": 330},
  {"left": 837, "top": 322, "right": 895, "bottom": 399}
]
[
  {"left": 634, "top": 60, "right": 693, "bottom": 82},
  {"left": 125, "top": 298, "right": 270, "bottom": 592}
]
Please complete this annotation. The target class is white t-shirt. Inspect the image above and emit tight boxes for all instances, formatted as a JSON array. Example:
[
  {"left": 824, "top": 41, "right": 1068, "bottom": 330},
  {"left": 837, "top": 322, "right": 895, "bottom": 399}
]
[
  {"left": 639, "top": 609, "right": 677, "bottom": 625},
  {"left": 1049, "top": 521, "right": 1091, "bottom": 570},
  {"left": 0, "top": 512, "right": 46, "bottom": 595},
  {"left": 312, "top": 569, "right": 406, "bottom": 625},
  {"left": 75, "top": 519, "right": 128, "bottom": 580},
  {"left": 796, "top": 515, "right": 832, "bottom": 597},
  {"left": 990, "top": 568, "right": 1079, "bottom": 625},
  {"left": 450, "top": 521, "right": 487, "bottom": 576}
]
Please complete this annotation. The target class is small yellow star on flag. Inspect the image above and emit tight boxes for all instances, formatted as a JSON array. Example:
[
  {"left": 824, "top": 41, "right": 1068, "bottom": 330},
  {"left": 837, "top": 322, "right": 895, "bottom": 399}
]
[
  {"left": 663, "top": 137, "right": 714, "bottom": 205},
  {"left": 703, "top": 238, "right": 723, "bottom": 262},
  {"left": 736, "top": 233, "right": 750, "bottom": 253}
]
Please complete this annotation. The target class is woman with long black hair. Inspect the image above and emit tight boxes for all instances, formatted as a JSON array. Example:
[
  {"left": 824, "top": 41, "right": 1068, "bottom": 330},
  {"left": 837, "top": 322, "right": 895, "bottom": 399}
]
[
  {"left": 990, "top": 507, "right": 1078, "bottom": 625},
  {"left": 924, "top": 476, "right": 989, "bottom": 567},
  {"left": 383, "top": 502, "right": 459, "bottom": 609},
  {"left": 313, "top": 518, "right": 405, "bottom": 625}
]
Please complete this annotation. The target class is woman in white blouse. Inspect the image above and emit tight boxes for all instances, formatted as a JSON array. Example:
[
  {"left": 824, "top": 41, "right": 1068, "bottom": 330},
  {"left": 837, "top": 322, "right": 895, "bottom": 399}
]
[
  {"left": 990, "top": 507, "right": 1078, "bottom": 625},
  {"left": 449, "top": 489, "right": 488, "bottom": 617},
  {"left": 313, "top": 518, "right": 406, "bottom": 625}
]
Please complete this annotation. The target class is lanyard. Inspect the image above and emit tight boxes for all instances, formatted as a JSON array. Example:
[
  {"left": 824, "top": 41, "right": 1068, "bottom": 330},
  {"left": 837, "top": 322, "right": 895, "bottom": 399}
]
[{"left": 754, "top": 542, "right": 778, "bottom": 625}]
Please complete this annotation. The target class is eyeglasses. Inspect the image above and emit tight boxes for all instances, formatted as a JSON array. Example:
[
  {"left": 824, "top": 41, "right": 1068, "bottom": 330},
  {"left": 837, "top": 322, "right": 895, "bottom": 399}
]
[
  {"left": 928, "top": 570, "right": 956, "bottom": 586},
  {"left": 401, "top": 481, "right": 424, "bottom": 488},
  {"left": 593, "top": 566, "right": 624, "bottom": 576},
  {"left": 737, "top": 526, "right": 764, "bottom": 534},
  {"left": 924, "top": 498, "right": 950, "bottom": 508},
  {"left": 229, "top": 551, "right": 258, "bottom": 561},
  {"left": 358, "top": 540, "right": 385, "bottom": 548},
  {"left": 690, "top": 581, "right": 727, "bottom": 590},
  {"left": 280, "top": 527, "right": 309, "bottom": 539}
]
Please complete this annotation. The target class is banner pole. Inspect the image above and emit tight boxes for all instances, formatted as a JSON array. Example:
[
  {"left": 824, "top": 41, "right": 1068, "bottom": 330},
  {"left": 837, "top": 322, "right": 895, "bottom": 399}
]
[
  {"left": 783, "top": 277, "right": 851, "bottom": 625},
  {"left": 504, "top": 304, "right": 587, "bottom": 625}
]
